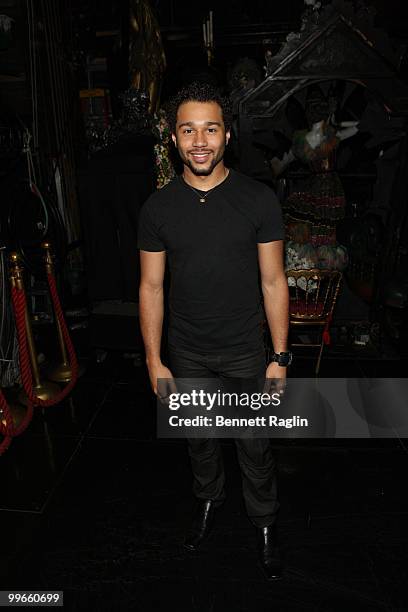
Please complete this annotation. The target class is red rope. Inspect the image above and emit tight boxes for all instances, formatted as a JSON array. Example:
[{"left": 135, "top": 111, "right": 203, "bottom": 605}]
[
  {"left": 0, "top": 268, "right": 76, "bottom": 455},
  {"left": 0, "top": 387, "right": 33, "bottom": 455},
  {"left": 46, "top": 271, "right": 79, "bottom": 386},
  {"left": 10, "top": 271, "right": 79, "bottom": 408},
  {"left": 0, "top": 388, "right": 13, "bottom": 455}
]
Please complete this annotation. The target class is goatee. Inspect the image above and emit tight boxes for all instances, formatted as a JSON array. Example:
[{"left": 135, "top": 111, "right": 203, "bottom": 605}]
[{"left": 183, "top": 152, "right": 224, "bottom": 177}]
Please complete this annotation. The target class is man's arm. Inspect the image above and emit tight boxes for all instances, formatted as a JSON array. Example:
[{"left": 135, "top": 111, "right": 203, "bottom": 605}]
[
  {"left": 139, "top": 250, "right": 175, "bottom": 395},
  {"left": 257, "top": 240, "right": 289, "bottom": 378}
]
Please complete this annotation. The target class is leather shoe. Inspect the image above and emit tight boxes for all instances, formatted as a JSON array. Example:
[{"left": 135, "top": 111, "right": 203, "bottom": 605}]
[
  {"left": 184, "top": 499, "right": 215, "bottom": 551},
  {"left": 256, "top": 524, "right": 283, "bottom": 580}
]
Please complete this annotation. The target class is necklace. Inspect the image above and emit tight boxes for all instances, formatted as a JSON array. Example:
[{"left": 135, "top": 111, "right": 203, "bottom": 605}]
[{"left": 182, "top": 169, "right": 229, "bottom": 204}]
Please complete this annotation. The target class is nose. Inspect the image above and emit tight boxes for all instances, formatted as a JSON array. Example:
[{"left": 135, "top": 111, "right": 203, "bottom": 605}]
[{"left": 192, "top": 129, "right": 207, "bottom": 148}]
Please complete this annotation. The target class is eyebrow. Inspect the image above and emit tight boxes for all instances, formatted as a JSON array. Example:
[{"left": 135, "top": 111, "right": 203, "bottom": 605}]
[{"left": 178, "top": 121, "right": 222, "bottom": 128}]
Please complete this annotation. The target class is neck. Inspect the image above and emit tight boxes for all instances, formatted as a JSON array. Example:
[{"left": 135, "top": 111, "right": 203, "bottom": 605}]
[{"left": 182, "top": 162, "right": 228, "bottom": 190}]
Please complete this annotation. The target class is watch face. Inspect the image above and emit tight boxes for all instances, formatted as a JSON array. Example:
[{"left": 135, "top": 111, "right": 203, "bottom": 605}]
[{"left": 277, "top": 352, "right": 292, "bottom": 366}]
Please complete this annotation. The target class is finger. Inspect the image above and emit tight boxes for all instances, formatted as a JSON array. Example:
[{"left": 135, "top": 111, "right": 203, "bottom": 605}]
[
  {"left": 264, "top": 377, "right": 286, "bottom": 400},
  {"left": 158, "top": 390, "right": 170, "bottom": 407},
  {"left": 263, "top": 377, "right": 272, "bottom": 395},
  {"left": 276, "top": 377, "right": 287, "bottom": 396},
  {"left": 157, "top": 377, "right": 177, "bottom": 406},
  {"left": 163, "top": 377, "right": 177, "bottom": 398},
  {"left": 156, "top": 377, "right": 169, "bottom": 400},
  {"left": 168, "top": 376, "right": 178, "bottom": 395}
]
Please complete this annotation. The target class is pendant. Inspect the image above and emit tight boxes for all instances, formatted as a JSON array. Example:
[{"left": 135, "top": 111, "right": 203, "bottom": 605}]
[{"left": 200, "top": 198, "right": 206, "bottom": 203}]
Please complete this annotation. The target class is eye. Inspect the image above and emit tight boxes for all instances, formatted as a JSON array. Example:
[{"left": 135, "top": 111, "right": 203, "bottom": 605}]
[
  {"left": 208, "top": 128, "right": 217, "bottom": 133},
  {"left": 183, "top": 128, "right": 193, "bottom": 134}
]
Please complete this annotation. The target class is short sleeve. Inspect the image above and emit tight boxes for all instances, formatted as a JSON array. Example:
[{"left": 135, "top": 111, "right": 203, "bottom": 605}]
[
  {"left": 137, "top": 200, "right": 166, "bottom": 252},
  {"left": 256, "top": 187, "right": 285, "bottom": 243}
]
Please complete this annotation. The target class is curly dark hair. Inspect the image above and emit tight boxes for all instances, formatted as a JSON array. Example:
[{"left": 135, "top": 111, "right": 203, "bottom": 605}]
[{"left": 166, "top": 82, "right": 232, "bottom": 133}]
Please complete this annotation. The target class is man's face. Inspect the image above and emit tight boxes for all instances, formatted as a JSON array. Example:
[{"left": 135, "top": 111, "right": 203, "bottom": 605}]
[{"left": 172, "top": 101, "right": 230, "bottom": 176}]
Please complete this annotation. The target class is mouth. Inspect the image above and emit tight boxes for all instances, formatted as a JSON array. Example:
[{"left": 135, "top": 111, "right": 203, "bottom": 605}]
[{"left": 189, "top": 151, "right": 212, "bottom": 164}]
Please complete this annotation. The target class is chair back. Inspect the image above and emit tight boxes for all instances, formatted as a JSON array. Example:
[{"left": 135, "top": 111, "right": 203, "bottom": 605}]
[{"left": 286, "top": 268, "right": 342, "bottom": 321}]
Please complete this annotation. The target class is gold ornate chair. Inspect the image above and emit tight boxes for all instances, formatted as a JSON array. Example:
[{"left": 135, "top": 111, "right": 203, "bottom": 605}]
[{"left": 286, "top": 268, "right": 342, "bottom": 374}]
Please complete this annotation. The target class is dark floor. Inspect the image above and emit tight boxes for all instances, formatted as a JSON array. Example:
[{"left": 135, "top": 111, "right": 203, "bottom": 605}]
[{"left": 1, "top": 350, "right": 408, "bottom": 612}]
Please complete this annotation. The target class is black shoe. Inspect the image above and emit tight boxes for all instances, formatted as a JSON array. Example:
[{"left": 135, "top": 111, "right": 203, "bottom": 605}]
[
  {"left": 183, "top": 499, "right": 215, "bottom": 551},
  {"left": 256, "top": 524, "right": 283, "bottom": 581}
]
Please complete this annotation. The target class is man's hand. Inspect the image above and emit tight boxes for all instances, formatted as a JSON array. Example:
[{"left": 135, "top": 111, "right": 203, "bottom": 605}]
[
  {"left": 263, "top": 362, "right": 287, "bottom": 396},
  {"left": 147, "top": 361, "right": 178, "bottom": 401}
]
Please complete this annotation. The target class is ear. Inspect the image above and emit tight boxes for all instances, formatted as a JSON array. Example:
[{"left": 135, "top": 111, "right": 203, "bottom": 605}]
[
  {"left": 171, "top": 133, "right": 177, "bottom": 147},
  {"left": 225, "top": 129, "right": 231, "bottom": 145}
]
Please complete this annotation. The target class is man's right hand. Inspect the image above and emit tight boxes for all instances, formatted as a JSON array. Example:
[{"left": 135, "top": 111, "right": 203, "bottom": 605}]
[{"left": 147, "top": 361, "right": 178, "bottom": 400}]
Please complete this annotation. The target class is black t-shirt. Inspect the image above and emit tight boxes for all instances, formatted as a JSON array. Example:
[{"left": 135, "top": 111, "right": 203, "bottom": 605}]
[{"left": 137, "top": 169, "right": 284, "bottom": 353}]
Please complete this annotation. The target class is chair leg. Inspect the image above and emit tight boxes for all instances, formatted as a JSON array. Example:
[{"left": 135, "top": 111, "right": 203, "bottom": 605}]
[{"left": 315, "top": 339, "right": 325, "bottom": 375}]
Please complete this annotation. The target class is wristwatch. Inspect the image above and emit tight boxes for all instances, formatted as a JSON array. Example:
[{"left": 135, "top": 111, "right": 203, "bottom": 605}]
[{"left": 271, "top": 351, "right": 293, "bottom": 367}]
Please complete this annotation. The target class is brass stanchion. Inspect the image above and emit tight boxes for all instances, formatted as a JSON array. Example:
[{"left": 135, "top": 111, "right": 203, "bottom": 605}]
[
  {"left": 42, "top": 242, "right": 75, "bottom": 383},
  {"left": 9, "top": 252, "right": 60, "bottom": 405}
]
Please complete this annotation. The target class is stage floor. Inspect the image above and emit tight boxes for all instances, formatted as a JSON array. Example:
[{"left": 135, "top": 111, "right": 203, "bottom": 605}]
[{"left": 1, "top": 353, "right": 407, "bottom": 611}]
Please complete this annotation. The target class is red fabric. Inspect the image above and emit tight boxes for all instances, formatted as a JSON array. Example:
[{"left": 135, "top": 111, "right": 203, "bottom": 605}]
[
  {"left": 322, "top": 327, "right": 331, "bottom": 345},
  {"left": 290, "top": 300, "right": 333, "bottom": 345},
  {"left": 289, "top": 297, "right": 327, "bottom": 318},
  {"left": 323, "top": 313, "right": 333, "bottom": 345}
]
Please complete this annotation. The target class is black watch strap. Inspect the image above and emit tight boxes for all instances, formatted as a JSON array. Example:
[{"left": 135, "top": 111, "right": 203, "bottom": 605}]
[{"left": 272, "top": 351, "right": 293, "bottom": 366}]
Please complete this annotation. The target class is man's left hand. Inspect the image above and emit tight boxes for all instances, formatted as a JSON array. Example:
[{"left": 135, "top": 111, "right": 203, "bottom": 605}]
[{"left": 263, "top": 362, "right": 287, "bottom": 396}]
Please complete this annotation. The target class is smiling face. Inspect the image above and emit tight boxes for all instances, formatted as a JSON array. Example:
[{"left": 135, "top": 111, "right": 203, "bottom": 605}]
[{"left": 171, "top": 101, "right": 230, "bottom": 177}]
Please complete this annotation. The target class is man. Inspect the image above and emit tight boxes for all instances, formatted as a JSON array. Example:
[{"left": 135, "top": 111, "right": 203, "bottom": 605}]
[{"left": 137, "top": 82, "right": 290, "bottom": 581}]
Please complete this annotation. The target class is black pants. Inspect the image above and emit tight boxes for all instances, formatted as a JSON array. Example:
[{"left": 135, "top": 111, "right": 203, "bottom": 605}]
[{"left": 168, "top": 346, "right": 280, "bottom": 528}]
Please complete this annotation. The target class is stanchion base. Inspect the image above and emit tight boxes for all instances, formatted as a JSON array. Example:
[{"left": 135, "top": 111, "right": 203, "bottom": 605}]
[
  {"left": 46, "top": 362, "right": 73, "bottom": 383},
  {"left": 18, "top": 381, "right": 61, "bottom": 405},
  {"left": 45, "top": 361, "right": 84, "bottom": 383},
  {"left": 0, "top": 403, "right": 27, "bottom": 429}
]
